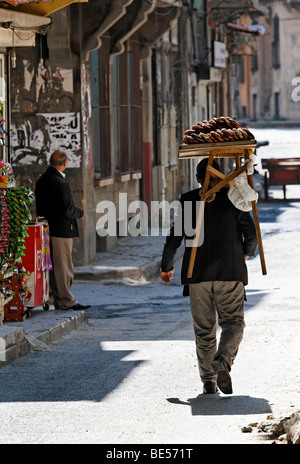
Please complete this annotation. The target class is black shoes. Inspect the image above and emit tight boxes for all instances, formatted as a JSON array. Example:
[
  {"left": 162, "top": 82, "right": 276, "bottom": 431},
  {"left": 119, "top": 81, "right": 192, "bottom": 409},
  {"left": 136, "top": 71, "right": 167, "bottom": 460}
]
[
  {"left": 55, "top": 303, "right": 91, "bottom": 310},
  {"left": 203, "top": 381, "right": 218, "bottom": 394},
  {"left": 66, "top": 303, "right": 91, "bottom": 311},
  {"left": 211, "top": 355, "right": 233, "bottom": 395}
]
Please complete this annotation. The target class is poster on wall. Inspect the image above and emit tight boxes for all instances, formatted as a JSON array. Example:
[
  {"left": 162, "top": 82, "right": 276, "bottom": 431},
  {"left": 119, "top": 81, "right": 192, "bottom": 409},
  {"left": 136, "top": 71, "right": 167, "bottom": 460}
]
[{"left": 10, "top": 112, "right": 81, "bottom": 168}]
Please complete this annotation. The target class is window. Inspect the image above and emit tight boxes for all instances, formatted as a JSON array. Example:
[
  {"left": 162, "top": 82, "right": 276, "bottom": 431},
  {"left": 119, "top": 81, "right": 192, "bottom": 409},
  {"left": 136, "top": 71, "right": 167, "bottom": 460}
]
[
  {"left": 113, "top": 37, "right": 142, "bottom": 174},
  {"left": 251, "top": 54, "right": 258, "bottom": 73},
  {"left": 272, "top": 15, "right": 280, "bottom": 69},
  {"left": 274, "top": 92, "right": 280, "bottom": 118},
  {"left": 0, "top": 55, "right": 4, "bottom": 98},
  {"left": 113, "top": 49, "right": 130, "bottom": 173},
  {"left": 129, "top": 38, "right": 142, "bottom": 172},
  {"left": 0, "top": 54, "right": 7, "bottom": 160},
  {"left": 91, "top": 38, "right": 112, "bottom": 178},
  {"left": 239, "top": 56, "right": 245, "bottom": 84}
]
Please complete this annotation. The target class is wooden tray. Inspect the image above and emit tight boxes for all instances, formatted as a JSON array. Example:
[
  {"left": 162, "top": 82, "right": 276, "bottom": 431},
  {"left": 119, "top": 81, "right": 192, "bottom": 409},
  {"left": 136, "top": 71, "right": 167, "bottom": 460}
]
[{"left": 178, "top": 139, "right": 257, "bottom": 159}]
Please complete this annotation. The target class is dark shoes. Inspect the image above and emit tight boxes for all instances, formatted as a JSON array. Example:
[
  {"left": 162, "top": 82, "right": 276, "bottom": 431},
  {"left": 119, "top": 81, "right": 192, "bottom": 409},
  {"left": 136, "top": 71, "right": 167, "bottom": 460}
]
[
  {"left": 54, "top": 302, "right": 91, "bottom": 310},
  {"left": 212, "top": 355, "right": 233, "bottom": 395},
  {"left": 203, "top": 381, "right": 218, "bottom": 394},
  {"left": 67, "top": 303, "right": 91, "bottom": 310}
]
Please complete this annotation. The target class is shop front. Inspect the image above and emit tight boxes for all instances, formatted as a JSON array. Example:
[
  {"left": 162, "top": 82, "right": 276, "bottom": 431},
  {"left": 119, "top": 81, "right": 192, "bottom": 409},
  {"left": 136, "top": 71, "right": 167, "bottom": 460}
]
[{"left": 0, "top": 1, "right": 85, "bottom": 325}]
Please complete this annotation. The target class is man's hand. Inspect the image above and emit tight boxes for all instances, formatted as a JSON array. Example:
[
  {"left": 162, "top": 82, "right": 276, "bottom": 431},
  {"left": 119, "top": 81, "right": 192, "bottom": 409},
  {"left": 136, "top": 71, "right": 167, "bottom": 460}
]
[
  {"left": 244, "top": 255, "right": 249, "bottom": 260},
  {"left": 160, "top": 269, "right": 174, "bottom": 284}
]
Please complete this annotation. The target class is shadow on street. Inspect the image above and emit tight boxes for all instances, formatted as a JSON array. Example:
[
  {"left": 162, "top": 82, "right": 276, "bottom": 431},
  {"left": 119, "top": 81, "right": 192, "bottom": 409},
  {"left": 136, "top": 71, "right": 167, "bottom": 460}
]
[{"left": 167, "top": 394, "right": 272, "bottom": 416}]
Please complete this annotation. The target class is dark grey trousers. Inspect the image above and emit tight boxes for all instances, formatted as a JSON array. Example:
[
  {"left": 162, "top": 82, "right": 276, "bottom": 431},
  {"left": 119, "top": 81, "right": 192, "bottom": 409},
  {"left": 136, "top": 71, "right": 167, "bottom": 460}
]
[{"left": 189, "top": 281, "right": 245, "bottom": 383}]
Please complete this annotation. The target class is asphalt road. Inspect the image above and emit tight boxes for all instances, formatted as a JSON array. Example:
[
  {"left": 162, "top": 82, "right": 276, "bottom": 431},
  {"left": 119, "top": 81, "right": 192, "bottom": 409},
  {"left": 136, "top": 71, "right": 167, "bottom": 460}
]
[
  {"left": 0, "top": 128, "right": 299, "bottom": 445},
  {"left": 0, "top": 195, "right": 299, "bottom": 444}
]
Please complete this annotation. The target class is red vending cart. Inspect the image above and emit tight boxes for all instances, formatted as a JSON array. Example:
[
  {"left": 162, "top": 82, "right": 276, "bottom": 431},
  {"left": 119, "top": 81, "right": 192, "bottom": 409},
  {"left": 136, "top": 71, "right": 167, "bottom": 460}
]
[{"left": 4, "top": 219, "right": 51, "bottom": 321}]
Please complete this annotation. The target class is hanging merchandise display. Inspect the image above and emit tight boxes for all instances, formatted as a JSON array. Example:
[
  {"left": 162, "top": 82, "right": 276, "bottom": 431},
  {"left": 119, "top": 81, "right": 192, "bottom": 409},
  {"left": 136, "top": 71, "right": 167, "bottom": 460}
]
[
  {"left": 0, "top": 160, "right": 51, "bottom": 323},
  {"left": 0, "top": 182, "right": 33, "bottom": 276},
  {"left": 6, "top": 187, "right": 33, "bottom": 264},
  {"left": 0, "top": 160, "right": 15, "bottom": 187}
]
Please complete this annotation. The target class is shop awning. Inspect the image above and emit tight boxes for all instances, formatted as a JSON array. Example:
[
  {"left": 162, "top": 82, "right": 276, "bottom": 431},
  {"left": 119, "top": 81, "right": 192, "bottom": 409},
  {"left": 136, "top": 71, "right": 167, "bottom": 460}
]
[
  {"left": 0, "top": 7, "right": 51, "bottom": 46},
  {"left": 0, "top": 0, "right": 88, "bottom": 16},
  {"left": 0, "top": 8, "right": 51, "bottom": 28}
]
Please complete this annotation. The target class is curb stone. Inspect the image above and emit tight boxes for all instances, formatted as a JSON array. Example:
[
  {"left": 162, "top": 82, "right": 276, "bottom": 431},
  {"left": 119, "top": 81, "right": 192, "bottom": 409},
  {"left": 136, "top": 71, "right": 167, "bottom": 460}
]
[
  {"left": 0, "top": 310, "right": 87, "bottom": 368},
  {"left": 74, "top": 247, "right": 184, "bottom": 282},
  {"left": 0, "top": 240, "right": 183, "bottom": 368}
]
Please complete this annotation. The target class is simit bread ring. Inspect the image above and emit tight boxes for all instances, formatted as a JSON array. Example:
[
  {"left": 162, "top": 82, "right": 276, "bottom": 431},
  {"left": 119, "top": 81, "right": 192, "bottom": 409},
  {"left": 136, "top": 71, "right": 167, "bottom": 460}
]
[
  {"left": 183, "top": 135, "right": 198, "bottom": 144},
  {"left": 227, "top": 129, "right": 238, "bottom": 140},
  {"left": 206, "top": 122, "right": 216, "bottom": 131},
  {"left": 228, "top": 117, "right": 242, "bottom": 129},
  {"left": 210, "top": 131, "right": 222, "bottom": 142},
  {"left": 224, "top": 117, "right": 233, "bottom": 128},
  {"left": 201, "top": 123, "right": 212, "bottom": 133},
  {"left": 195, "top": 122, "right": 209, "bottom": 133},
  {"left": 201, "top": 133, "right": 213, "bottom": 143},
  {"left": 215, "top": 129, "right": 226, "bottom": 141},
  {"left": 208, "top": 119, "right": 218, "bottom": 129},
  {"left": 238, "top": 128, "right": 250, "bottom": 139},
  {"left": 234, "top": 128, "right": 244, "bottom": 140},
  {"left": 217, "top": 116, "right": 229, "bottom": 126},
  {"left": 211, "top": 118, "right": 225, "bottom": 129},
  {"left": 191, "top": 132, "right": 205, "bottom": 143},
  {"left": 218, "top": 129, "right": 230, "bottom": 141},
  {"left": 244, "top": 128, "right": 255, "bottom": 139},
  {"left": 192, "top": 125, "right": 201, "bottom": 134},
  {"left": 221, "top": 128, "right": 234, "bottom": 140},
  {"left": 197, "top": 124, "right": 210, "bottom": 134},
  {"left": 218, "top": 116, "right": 230, "bottom": 127},
  {"left": 197, "top": 133, "right": 207, "bottom": 143},
  {"left": 227, "top": 128, "right": 239, "bottom": 140}
]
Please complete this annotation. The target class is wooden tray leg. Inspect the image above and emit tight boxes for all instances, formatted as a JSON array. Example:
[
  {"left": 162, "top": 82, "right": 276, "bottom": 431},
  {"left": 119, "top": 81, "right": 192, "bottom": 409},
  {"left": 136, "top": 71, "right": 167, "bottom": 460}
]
[
  {"left": 187, "top": 154, "right": 214, "bottom": 279},
  {"left": 187, "top": 200, "right": 205, "bottom": 278},
  {"left": 245, "top": 150, "right": 267, "bottom": 275}
]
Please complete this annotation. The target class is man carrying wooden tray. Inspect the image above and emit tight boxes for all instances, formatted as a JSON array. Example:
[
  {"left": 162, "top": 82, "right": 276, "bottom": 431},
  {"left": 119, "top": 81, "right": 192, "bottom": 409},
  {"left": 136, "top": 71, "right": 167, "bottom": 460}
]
[{"left": 160, "top": 158, "right": 258, "bottom": 395}]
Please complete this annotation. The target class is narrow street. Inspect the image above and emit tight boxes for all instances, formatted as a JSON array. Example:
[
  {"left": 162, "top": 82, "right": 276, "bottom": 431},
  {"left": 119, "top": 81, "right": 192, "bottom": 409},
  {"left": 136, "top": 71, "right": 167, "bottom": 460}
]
[
  {"left": 0, "top": 129, "right": 299, "bottom": 445},
  {"left": 1, "top": 0, "right": 300, "bottom": 449}
]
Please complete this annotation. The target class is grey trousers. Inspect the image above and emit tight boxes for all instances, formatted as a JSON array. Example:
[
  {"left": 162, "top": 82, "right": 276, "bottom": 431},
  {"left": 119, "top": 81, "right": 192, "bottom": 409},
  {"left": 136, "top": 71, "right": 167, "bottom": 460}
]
[
  {"left": 189, "top": 281, "right": 245, "bottom": 383},
  {"left": 49, "top": 237, "right": 77, "bottom": 310}
]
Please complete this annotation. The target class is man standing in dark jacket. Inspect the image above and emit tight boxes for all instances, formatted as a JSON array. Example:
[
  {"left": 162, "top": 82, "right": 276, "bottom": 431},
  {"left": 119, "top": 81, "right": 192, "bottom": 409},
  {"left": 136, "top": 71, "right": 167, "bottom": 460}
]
[
  {"left": 160, "top": 159, "right": 257, "bottom": 395},
  {"left": 35, "top": 149, "right": 90, "bottom": 311}
]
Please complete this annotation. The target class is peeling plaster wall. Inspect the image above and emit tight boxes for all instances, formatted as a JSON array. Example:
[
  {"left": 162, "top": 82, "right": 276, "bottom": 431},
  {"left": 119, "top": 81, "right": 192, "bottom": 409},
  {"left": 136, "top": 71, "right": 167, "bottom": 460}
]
[{"left": 9, "top": 10, "right": 93, "bottom": 266}]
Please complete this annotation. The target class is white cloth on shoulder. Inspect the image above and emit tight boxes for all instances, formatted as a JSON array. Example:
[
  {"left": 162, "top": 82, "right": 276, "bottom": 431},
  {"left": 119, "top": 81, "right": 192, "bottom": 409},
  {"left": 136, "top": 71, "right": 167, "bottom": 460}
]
[{"left": 227, "top": 154, "right": 258, "bottom": 211}]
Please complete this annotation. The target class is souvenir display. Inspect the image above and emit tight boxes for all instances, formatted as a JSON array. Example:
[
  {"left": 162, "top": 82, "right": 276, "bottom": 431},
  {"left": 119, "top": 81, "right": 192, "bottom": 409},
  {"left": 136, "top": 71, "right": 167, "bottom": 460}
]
[
  {"left": 0, "top": 160, "right": 15, "bottom": 186},
  {"left": 0, "top": 188, "right": 11, "bottom": 275},
  {"left": 0, "top": 186, "right": 33, "bottom": 275},
  {"left": 0, "top": 160, "right": 50, "bottom": 324}
]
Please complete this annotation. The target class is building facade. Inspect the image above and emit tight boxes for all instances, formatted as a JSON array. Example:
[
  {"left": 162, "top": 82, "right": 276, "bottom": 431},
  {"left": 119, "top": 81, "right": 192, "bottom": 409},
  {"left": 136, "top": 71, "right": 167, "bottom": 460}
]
[
  {"left": 1, "top": 0, "right": 265, "bottom": 266},
  {"left": 251, "top": 0, "right": 300, "bottom": 120}
]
